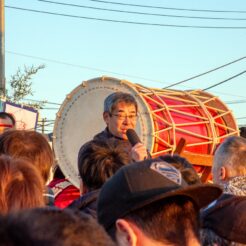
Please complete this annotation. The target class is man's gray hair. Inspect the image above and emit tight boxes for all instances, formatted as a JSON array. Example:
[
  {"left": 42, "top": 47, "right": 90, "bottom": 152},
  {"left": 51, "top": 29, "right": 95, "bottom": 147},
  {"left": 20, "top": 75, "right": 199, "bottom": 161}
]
[
  {"left": 103, "top": 92, "right": 138, "bottom": 114},
  {"left": 213, "top": 136, "right": 246, "bottom": 178}
]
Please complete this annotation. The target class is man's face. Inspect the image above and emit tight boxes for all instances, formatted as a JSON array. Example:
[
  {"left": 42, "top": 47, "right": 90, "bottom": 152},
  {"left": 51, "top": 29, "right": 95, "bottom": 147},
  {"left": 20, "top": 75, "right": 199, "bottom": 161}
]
[
  {"left": 0, "top": 118, "right": 14, "bottom": 134},
  {"left": 103, "top": 102, "right": 137, "bottom": 140}
]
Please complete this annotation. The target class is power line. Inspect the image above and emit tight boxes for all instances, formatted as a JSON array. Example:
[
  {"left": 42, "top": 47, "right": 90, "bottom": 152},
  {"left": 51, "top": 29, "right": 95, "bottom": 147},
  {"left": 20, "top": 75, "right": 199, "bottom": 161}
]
[
  {"left": 7, "top": 50, "right": 169, "bottom": 86},
  {"left": 225, "top": 100, "right": 246, "bottom": 104},
  {"left": 203, "top": 70, "right": 246, "bottom": 91},
  {"left": 6, "top": 5, "right": 246, "bottom": 29},
  {"left": 163, "top": 56, "right": 246, "bottom": 89},
  {"left": 86, "top": 0, "right": 246, "bottom": 14},
  {"left": 37, "top": 119, "right": 55, "bottom": 122},
  {"left": 40, "top": 107, "right": 59, "bottom": 110},
  {"left": 37, "top": 122, "right": 54, "bottom": 127},
  {"left": 7, "top": 50, "right": 246, "bottom": 100},
  {"left": 213, "top": 91, "right": 246, "bottom": 99},
  {"left": 22, "top": 98, "right": 61, "bottom": 105},
  {"left": 236, "top": 116, "right": 246, "bottom": 120},
  {"left": 38, "top": 0, "right": 246, "bottom": 21}
]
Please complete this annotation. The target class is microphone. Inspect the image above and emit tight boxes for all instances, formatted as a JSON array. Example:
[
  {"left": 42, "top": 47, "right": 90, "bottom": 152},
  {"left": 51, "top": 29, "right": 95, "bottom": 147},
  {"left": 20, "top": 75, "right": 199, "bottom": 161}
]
[{"left": 126, "top": 129, "right": 141, "bottom": 147}]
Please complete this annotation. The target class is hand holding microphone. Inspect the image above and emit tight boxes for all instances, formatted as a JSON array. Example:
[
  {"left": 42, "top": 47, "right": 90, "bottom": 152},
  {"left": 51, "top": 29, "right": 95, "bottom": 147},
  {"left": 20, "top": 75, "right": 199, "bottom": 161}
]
[{"left": 126, "top": 129, "right": 148, "bottom": 162}]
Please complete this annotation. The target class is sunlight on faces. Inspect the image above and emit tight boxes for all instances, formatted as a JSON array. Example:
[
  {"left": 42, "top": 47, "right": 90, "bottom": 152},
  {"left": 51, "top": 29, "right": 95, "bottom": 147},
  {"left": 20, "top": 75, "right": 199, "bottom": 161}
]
[{"left": 103, "top": 102, "right": 137, "bottom": 140}]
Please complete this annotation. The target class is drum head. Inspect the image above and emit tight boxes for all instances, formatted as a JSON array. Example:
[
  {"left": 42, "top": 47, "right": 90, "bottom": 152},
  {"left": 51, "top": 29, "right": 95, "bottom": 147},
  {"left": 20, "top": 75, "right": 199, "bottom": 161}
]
[{"left": 53, "top": 77, "right": 153, "bottom": 187}]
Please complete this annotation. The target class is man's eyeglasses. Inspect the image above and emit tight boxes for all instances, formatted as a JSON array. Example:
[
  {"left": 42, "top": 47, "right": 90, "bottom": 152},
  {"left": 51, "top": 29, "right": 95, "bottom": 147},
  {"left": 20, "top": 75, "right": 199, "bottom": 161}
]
[{"left": 110, "top": 113, "right": 138, "bottom": 121}]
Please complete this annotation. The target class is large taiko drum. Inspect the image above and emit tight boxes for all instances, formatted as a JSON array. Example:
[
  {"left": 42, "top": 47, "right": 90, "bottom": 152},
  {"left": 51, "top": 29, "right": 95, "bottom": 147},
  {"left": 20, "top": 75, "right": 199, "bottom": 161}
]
[{"left": 53, "top": 76, "right": 239, "bottom": 187}]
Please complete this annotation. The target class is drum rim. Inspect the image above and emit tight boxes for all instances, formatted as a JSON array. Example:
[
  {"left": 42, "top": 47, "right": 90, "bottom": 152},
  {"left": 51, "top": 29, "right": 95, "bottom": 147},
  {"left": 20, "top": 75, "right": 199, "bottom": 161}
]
[{"left": 53, "top": 76, "right": 154, "bottom": 187}]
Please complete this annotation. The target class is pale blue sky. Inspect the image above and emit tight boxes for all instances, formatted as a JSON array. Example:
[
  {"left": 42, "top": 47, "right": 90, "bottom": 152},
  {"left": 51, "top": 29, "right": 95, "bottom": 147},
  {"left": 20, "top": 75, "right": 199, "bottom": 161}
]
[{"left": 5, "top": 0, "right": 246, "bottom": 132}]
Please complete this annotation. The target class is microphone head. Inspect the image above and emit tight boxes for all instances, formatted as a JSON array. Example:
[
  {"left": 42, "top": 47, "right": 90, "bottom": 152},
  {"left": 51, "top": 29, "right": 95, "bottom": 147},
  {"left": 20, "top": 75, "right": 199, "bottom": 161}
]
[{"left": 126, "top": 129, "right": 141, "bottom": 147}]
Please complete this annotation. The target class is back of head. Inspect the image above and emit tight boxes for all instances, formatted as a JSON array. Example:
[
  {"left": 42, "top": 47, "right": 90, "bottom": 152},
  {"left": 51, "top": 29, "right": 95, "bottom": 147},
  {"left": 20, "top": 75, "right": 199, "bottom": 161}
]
[
  {"left": 159, "top": 155, "right": 201, "bottom": 185},
  {"left": 0, "top": 112, "right": 16, "bottom": 126},
  {"left": 78, "top": 139, "right": 131, "bottom": 191},
  {"left": 0, "top": 207, "right": 115, "bottom": 246},
  {"left": 212, "top": 136, "right": 246, "bottom": 183},
  {"left": 104, "top": 92, "right": 138, "bottom": 114},
  {"left": 0, "top": 112, "right": 16, "bottom": 134},
  {"left": 240, "top": 127, "right": 246, "bottom": 138},
  {"left": 124, "top": 196, "right": 200, "bottom": 246},
  {"left": 97, "top": 159, "right": 222, "bottom": 244},
  {"left": 0, "top": 130, "right": 54, "bottom": 182},
  {"left": 0, "top": 155, "right": 44, "bottom": 214}
]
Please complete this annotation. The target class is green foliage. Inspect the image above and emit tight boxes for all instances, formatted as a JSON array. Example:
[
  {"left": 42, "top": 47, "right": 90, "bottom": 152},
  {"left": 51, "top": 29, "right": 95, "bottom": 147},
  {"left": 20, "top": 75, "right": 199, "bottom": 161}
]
[{"left": 6, "top": 64, "right": 45, "bottom": 109}]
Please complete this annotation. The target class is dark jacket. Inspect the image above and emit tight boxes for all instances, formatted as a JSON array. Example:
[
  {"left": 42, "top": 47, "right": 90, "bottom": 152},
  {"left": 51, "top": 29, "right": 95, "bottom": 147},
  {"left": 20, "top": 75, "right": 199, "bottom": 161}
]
[
  {"left": 67, "top": 189, "right": 100, "bottom": 219},
  {"left": 94, "top": 127, "right": 131, "bottom": 143},
  {"left": 94, "top": 127, "right": 151, "bottom": 159}
]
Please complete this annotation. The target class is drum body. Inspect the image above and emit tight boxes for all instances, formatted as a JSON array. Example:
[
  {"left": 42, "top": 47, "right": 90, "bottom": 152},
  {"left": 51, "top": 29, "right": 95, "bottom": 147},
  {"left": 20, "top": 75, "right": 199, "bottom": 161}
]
[{"left": 53, "top": 77, "right": 239, "bottom": 187}]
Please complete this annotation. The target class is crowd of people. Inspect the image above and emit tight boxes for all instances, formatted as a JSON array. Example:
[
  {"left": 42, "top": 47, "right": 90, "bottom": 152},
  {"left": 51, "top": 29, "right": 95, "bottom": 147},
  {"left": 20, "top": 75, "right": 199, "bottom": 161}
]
[{"left": 0, "top": 92, "right": 245, "bottom": 246}]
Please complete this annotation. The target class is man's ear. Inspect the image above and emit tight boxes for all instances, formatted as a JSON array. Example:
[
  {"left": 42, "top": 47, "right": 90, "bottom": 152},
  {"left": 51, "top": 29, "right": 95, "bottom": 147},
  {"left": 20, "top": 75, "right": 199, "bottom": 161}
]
[
  {"left": 219, "top": 166, "right": 227, "bottom": 180},
  {"left": 115, "top": 219, "right": 137, "bottom": 246},
  {"left": 103, "top": 112, "right": 110, "bottom": 125}
]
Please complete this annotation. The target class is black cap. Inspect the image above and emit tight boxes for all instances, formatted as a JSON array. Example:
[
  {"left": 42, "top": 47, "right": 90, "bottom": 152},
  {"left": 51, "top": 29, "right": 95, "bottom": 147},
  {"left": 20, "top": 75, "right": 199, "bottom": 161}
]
[
  {"left": 97, "top": 159, "right": 222, "bottom": 231},
  {"left": 201, "top": 194, "right": 246, "bottom": 244}
]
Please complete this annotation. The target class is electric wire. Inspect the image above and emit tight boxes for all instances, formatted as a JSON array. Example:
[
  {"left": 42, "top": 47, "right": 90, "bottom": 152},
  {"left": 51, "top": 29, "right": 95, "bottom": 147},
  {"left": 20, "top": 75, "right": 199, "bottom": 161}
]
[
  {"left": 85, "top": 0, "right": 246, "bottom": 14},
  {"left": 37, "top": 119, "right": 55, "bottom": 122},
  {"left": 7, "top": 51, "right": 246, "bottom": 100},
  {"left": 38, "top": 0, "right": 246, "bottom": 21},
  {"left": 163, "top": 56, "right": 246, "bottom": 89},
  {"left": 40, "top": 107, "right": 59, "bottom": 110},
  {"left": 203, "top": 70, "right": 246, "bottom": 91},
  {"left": 225, "top": 100, "right": 246, "bottom": 104},
  {"left": 22, "top": 98, "right": 61, "bottom": 105},
  {"left": 6, "top": 6, "right": 246, "bottom": 29},
  {"left": 7, "top": 51, "right": 169, "bottom": 86}
]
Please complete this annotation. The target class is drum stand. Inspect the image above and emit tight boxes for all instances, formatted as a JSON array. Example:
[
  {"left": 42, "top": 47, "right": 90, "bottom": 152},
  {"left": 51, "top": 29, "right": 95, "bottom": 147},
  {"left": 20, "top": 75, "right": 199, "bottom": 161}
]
[{"left": 174, "top": 138, "right": 213, "bottom": 183}]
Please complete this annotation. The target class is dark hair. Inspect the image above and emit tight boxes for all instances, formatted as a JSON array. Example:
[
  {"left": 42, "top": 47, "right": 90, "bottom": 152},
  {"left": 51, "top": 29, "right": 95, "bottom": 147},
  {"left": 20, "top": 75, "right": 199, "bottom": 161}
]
[
  {"left": 0, "top": 112, "right": 16, "bottom": 126},
  {"left": 158, "top": 154, "right": 201, "bottom": 185},
  {"left": 53, "top": 165, "right": 65, "bottom": 179},
  {"left": 0, "top": 130, "right": 54, "bottom": 182},
  {"left": 240, "top": 127, "right": 246, "bottom": 139},
  {"left": 200, "top": 228, "right": 245, "bottom": 246},
  {"left": 0, "top": 155, "right": 44, "bottom": 214},
  {"left": 124, "top": 196, "right": 200, "bottom": 246},
  {"left": 104, "top": 92, "right": 138, "bottom": 114},
  {"left": 78, "top": 139, "right": 131, "bottom": 191},
  {"left": 0, "top": 207, "right": 115, "bottom": 246}
]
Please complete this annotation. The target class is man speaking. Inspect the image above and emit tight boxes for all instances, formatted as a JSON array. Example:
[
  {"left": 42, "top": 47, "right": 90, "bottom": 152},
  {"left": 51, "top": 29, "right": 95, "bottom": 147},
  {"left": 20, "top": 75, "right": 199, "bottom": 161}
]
[{"left": 93, "top": 92, "right": 149, "bottom": 162}]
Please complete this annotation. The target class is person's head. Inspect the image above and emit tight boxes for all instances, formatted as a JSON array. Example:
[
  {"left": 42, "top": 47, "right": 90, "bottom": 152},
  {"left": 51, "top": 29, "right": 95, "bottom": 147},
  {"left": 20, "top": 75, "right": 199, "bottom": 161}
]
[
  {"left": 78, "top": 139, "right": 131, "bottom": 194},
  {"left": 0, "top": 207, "right": 115, "bottom": 246},
  {"left": 0, "top": 155, "right": 45, "bottom": 215},
  {"left": 158, "top": 154, "right": 201, "bottom": 185},
  {"left": 103, "top": 92, "right": 138, "bottom": 140},
  {"left": 201, "top": 195, "right": 246, "bottom": 245},
  {"left": 97, "top": 159, "right": 222, "bottom": 246},
  {"left": 200, "top": 229, "right": 246, "bottom": 246},
  {"left": 0, "top": 130, "right": 54, "bottom": 183},
  {"left": 240, "top": 127, "right": 246, "bottom": 138},
  {"left": 0, "top": 112, "right": 16, "bottom": 134},
  {"left": 212, "top": 136, "right": 246, "bottom": 185}
]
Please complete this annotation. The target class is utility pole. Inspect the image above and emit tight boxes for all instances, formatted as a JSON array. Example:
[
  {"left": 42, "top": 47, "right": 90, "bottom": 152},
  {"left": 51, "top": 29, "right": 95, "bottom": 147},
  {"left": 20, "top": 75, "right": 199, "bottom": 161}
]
[
  {"left": 41, "top": 118, "right": 46, "bottom": 134},
  {"left": 0, "top": 0, "right": 5, "bottom": 96}
]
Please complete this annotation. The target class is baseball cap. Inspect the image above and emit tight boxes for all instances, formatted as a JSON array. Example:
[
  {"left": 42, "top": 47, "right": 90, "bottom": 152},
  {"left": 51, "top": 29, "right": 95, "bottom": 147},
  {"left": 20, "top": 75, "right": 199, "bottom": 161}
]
[
  {"left": 201, "top": 194, "right": 246, "bottom": 244},
  {"left": 97, "top": 159, "right": 222, "bottom": 231}
]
